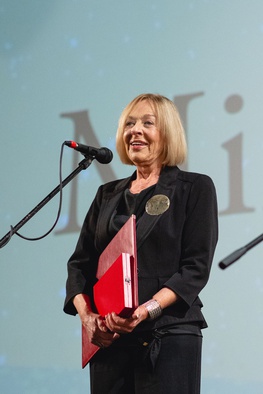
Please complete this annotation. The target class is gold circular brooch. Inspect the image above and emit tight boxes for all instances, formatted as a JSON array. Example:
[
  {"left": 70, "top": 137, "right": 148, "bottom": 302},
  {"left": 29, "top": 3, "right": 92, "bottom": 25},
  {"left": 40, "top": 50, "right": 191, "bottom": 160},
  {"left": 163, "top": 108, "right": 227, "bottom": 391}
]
[{"left": 145, "top": 195, "right": 170, "bottom": 216}]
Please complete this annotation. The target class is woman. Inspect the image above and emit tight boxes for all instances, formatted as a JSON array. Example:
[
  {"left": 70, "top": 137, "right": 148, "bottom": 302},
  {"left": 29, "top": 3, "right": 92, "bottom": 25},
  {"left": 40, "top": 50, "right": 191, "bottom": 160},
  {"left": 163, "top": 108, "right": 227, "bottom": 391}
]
[{"left": 64, "top": 93, "right": 218, "bottom": 394}]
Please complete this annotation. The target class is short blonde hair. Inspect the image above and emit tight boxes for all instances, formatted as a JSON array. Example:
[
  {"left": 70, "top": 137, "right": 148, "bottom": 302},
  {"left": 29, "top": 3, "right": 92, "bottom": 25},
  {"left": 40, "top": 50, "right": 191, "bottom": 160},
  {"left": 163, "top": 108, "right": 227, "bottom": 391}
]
[{"left": 116, "top": 93, "right": 187, "bottom": 166}]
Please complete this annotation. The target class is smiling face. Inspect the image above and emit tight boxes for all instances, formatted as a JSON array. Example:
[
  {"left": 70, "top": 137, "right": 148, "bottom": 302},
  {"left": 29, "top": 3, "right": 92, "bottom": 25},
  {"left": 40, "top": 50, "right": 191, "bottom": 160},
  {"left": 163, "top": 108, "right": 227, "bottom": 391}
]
[{"left": 123, "top": 100, "right": 164, "bottom": 169}]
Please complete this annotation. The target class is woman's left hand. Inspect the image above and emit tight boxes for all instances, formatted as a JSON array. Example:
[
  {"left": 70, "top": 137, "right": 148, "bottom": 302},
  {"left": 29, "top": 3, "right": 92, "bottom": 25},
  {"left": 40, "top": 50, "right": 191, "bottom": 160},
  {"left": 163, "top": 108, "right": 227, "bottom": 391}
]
[{"left": 105, "top": 304, "right": 148, "bottom": 334}]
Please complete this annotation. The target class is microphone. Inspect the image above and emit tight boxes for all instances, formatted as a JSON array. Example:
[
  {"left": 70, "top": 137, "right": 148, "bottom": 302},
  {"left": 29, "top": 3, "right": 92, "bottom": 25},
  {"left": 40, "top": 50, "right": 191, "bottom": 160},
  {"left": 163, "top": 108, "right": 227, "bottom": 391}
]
[
  {"left": 218, "top": 246, "right": 247, "bottom": 269},
  {"left": 65, "top": 141, "right": 113, "bottom": 164},
  {"left": 218, "top": 233, "right": 263, "bottom": 270}
]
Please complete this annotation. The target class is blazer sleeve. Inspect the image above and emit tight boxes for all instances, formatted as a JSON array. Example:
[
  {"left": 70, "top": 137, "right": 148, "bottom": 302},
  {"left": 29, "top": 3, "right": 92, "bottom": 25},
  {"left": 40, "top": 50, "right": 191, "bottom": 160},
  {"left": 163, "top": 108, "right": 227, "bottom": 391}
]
[
  {"left": 164, "top": 174, "right": 218, "bottom": 307},
  {"left": 63, "top": 186, "right": 103, "bottom": 315}
]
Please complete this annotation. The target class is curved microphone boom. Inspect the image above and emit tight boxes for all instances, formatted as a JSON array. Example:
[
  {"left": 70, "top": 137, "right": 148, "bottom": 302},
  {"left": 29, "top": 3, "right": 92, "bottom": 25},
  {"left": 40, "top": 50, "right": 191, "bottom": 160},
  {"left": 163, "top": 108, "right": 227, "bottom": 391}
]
[{"left": 65, "top": 141, "right": 113, "bottom": 164}]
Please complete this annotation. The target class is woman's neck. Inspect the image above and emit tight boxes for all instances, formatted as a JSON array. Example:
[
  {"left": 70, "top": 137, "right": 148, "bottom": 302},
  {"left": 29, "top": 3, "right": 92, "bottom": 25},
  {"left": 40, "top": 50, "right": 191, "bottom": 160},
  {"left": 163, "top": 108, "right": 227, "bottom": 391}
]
[{"left": 129, "top": 166, "right": 161, "bottom": 194}]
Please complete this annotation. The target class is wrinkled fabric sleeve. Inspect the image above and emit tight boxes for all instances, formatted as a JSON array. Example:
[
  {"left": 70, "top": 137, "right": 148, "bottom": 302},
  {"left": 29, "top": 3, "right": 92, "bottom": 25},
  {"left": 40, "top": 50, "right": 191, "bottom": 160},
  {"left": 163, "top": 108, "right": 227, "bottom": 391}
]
[
  {"left": 163, "top": 174, "right": 218, "bottom": 307},
  {"left": 63, "top": 186, "right": 103, "bottom": 315}
]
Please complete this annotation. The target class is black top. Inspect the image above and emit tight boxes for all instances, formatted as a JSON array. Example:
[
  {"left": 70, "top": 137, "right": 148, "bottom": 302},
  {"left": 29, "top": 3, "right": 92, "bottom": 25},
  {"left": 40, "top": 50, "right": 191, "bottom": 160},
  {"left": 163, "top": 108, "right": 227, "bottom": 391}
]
[{"left": 109, "top": 185, "right": 155, "bottom": 235}]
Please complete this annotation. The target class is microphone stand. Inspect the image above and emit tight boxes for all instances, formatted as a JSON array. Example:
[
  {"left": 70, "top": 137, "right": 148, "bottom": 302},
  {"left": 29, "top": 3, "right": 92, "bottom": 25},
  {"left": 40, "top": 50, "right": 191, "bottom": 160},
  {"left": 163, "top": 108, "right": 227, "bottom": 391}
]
[
  {"left": 0, "top": 156, "right": 93, "bottom": 249},
  {"left": 218, "top": 232, "right": 263, "bottom": 269}
]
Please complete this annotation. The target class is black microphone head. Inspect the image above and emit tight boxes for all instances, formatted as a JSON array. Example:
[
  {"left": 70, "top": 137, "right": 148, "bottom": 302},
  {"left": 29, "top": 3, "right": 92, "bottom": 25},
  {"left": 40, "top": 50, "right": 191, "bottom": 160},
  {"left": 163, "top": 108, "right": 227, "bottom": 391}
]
[{"left": 96, "top": 147, "right": 113, "bottom": 164}]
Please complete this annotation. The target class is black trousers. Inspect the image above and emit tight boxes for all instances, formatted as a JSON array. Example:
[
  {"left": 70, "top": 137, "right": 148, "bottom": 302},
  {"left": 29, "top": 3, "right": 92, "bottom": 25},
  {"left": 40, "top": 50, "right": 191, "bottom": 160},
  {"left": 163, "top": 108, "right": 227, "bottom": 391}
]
[{"left": 89, "top": 333, "right": 202, "bottom": 394}]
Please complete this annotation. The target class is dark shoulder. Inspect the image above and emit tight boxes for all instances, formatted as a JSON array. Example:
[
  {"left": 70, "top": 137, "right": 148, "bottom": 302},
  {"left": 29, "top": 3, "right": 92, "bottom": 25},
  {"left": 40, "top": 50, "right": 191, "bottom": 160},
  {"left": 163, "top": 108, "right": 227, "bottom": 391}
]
[
  {"left": 176, "top": 168, "right": 217, "bottom": 196},
  {"left": 163, "top": 166, "right": 215, "bottom": 187},
  {"left": 97, "top": 172, "right": 135, "bottom": 196},
  {"left": 178, "top": 168, "right": 213, "bottom": 183}
]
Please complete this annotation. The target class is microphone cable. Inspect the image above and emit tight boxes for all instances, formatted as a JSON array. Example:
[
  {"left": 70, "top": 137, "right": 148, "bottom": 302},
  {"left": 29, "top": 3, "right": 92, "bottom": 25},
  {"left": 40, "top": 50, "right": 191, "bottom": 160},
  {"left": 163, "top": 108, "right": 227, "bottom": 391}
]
[{"left": 3, "top": 142, "right": 66, "bottom": 245}]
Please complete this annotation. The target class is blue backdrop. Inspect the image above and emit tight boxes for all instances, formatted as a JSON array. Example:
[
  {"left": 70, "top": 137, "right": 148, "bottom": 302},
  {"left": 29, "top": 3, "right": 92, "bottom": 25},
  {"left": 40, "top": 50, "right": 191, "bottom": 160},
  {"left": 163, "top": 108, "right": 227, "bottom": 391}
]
[{"left": 1, "top": 1, "right": 263, "bottom": 393}]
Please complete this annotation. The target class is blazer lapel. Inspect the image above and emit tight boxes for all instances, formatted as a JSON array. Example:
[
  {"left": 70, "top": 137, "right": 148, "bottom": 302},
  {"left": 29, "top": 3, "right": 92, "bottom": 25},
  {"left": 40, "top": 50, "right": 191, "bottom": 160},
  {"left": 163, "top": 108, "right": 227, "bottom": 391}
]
[
  {"left": 100, "top": 176, "right": 132, "bottom": 226},
  {"left": 136, "top": 166, "right": 180, "bottom": 250},
  {"left": 98, "top": 167, "right": 180, "bottom": 252}
]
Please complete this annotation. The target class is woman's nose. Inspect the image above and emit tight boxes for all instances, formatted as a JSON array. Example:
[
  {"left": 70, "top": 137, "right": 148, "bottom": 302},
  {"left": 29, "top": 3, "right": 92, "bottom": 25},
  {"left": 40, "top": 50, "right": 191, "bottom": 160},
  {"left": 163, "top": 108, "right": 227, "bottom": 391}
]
[{"left": 130, "top": 122, "right": 142, "bottom": 134}]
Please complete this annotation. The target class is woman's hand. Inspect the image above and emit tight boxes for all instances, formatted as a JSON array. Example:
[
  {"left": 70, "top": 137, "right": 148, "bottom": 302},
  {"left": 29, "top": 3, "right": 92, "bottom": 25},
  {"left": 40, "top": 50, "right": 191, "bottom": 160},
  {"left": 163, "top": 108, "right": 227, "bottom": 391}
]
[
  {"left": 73, "top": 293, "right": 119, "bottom": 349},
  {"left": 82, "top": 311, "right": 120, "bottom": 348},
  {"left": 105, "top": 288, "right": 179, "bottom": 334},
  {"left": 105, "top": 304, "right": 149, "bottom": 334}
]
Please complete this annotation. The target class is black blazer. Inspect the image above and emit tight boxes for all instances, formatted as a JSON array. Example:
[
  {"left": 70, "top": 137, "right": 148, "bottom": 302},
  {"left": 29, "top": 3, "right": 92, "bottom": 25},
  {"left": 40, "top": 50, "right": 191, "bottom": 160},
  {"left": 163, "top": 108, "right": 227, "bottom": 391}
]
[{"left": 64, "top": 166, "right": 218, "bottom": 331}]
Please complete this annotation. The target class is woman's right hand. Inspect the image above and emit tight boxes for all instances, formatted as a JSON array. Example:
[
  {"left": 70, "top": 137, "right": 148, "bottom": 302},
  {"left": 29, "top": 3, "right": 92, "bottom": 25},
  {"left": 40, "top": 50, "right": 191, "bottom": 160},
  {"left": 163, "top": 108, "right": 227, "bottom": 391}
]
[
  {"left": 82, "top": 311, "right": 120, "bottom": 348},
  {"left": 73, "top": 293, "right": 120, "bottom": 349}
]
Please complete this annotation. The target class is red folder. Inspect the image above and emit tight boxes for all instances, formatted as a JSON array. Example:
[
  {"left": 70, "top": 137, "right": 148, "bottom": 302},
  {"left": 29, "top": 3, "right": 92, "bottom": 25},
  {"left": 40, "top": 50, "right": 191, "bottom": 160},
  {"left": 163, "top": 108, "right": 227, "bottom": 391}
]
[
  {"left": 82, "top": 215, "right": 138, "bottom": 368},
  {"left": 94, "top": 252, "right": 136, "bottom": 317}
]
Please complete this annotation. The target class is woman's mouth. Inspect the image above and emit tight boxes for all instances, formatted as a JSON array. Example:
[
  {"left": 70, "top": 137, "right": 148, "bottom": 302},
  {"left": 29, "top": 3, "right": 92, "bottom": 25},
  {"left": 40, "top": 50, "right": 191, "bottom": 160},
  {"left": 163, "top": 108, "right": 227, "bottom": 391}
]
[{"left": 130, "top": 141, "right": 147, "bottom": 148}]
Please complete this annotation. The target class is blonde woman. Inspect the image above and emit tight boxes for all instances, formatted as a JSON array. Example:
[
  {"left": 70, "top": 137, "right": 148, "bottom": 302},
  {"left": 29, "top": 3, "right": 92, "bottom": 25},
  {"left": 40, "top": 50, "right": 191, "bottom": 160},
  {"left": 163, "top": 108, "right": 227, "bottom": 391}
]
[{"left": 64, "top": 93, "right": 218, "bottom": 394}]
